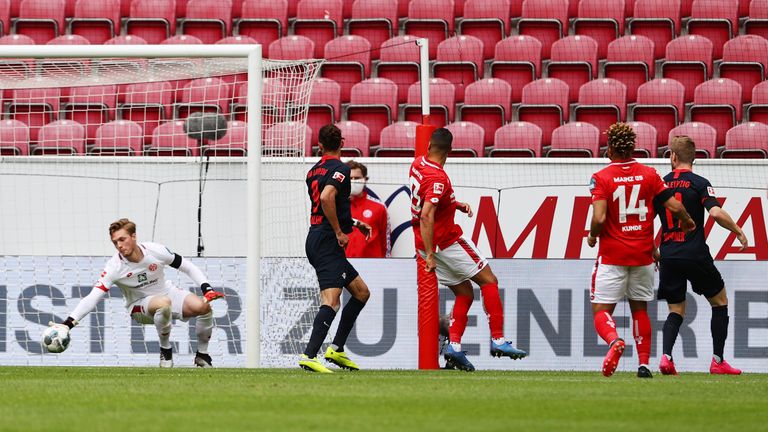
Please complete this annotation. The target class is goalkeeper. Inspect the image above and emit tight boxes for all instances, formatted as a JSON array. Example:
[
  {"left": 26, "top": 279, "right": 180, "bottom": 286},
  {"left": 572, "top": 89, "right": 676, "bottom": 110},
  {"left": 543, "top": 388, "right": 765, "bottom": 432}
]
[{"left": 52, "top": 218, "right": 225, "bottom": 368}]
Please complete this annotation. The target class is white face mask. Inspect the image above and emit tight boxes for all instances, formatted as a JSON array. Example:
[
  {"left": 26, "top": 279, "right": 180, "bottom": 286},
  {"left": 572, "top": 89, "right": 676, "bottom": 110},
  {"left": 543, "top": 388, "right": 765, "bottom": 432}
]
[{"left": 350, "top": 180, "right": 365, "bottom": 196}]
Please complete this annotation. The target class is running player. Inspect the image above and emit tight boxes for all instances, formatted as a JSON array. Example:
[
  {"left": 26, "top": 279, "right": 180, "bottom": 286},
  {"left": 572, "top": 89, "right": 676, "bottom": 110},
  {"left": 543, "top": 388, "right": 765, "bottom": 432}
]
[
  {"left": 410, "top": 128, "right": 527, "bottom": 372},
  {"left": 655, "top": 136, "right": 747, "bottom": 375},
  {"left": 588, "top": 123, "right": 694, "bottom": 378}
]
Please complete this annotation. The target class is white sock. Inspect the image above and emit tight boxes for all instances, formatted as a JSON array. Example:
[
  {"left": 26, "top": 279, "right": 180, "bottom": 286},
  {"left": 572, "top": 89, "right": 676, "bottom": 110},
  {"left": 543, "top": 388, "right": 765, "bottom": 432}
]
[
  {"left": 154, "top": 306, "right": 172, "bottom": 350},
  {"left": 492, "top": 338, "right": 505, "bottom": 346},
  {"left": 450, "top": 342, "right": 461, "bottom": 352},
  {"left": 195, "top": 311, "right": 214, "bottom": 354}
]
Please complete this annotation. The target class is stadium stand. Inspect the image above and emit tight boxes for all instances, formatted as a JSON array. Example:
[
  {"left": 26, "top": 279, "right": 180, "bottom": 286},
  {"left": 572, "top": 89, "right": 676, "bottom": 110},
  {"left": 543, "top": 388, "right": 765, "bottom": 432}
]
[{"left": 491, "top": 121, "right": 543, "bottom": 157}]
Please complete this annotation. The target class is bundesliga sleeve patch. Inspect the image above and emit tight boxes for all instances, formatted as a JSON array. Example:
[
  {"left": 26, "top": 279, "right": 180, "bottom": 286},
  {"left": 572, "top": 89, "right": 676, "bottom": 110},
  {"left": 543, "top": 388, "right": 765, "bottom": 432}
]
[
  {"left": 433, "top": 182, "right": 444, "bottom": 195},
  {"left": 708, "top": 186, "right": 716, "bottom": 196},
  {"left": 332, "top": 172, "right": 346, "bottom": 182},
  {"left": 588, "top": 177, "right": 596, "bottom": 192}
]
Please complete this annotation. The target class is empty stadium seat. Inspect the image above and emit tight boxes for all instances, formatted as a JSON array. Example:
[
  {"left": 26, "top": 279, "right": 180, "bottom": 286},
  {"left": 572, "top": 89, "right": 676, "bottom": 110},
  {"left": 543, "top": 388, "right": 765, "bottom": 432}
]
[
  {"left": 346, "top": 78, "right": 398, "bottom": 147},
  {"left": 746, "top": 0, "right": 768, "bottom": 40},
  {"left": 293, "top": 0, "right": 342, "bottom": 58},
  {"left": 147, "top": 120, "right": 199, "bottom": 156},
  {"left": 666, "top": 122, "right": 716, "bottom": 158},
  {"left": 432, "top": 35, "right": 484, "bottom": 102},
  {"left": 90, "top": 119, "right": 143, "bottom": 156},
  {"left": 7, "top": 86, "right": 60, "bottom": 142},
  {"left": 180, "top": 0, "right": 232, "bottom": 44},
  {"left": 336, "top": 120, "right": 370, "bottom": 157},
  {"left": 445, "top": 121, "right": 485, "bottom": 157},
  {"left": 321, "top": 35, "right": 371, "bottom": 102},
  {"left": 216, "top": 35, "right": 257, "bottom": 44},
  {"left": 375, "top": 121, "right": 417, "bottom": 157},
  {"left": 604, "top": 35, "right": 654, "bottom": 103},
  {"left": 68, "top": 0, "right": 119, "bottom": 44},
  {"left": 575, "top": 78, "right": 627, "bottom": 147},
  {"left": 118, "top": 80, "right": 173, "bottom": 143},
  {"left": 268, "top": 35, "right": 315, "bottom": 60},
  {"left": 459, "top": 0, "right": 509, "bottom": 60},
  {"left": 174, "top": 77, "right": 231, "bottom": 119},
  {"left": 46, "top": 34, "right": 89, "bottom": 45},
  {"left": 719, "top": 35, "right": 768, "bottom": 104},
  {"left": 34, "top": 119, "right": 85, "bottom": 155},
  {"left": 161, "top": 35, "right": 203, "bottom": 45},
  {"left": 574, "top": 0, "right": 625, "bottom": 58},
  {"left": 62, "top": 84, "right": 117, "bottom": 142},
  {"left": 629, "top": 121, "right": 658, "bottom": 157},
  {"left": 126, "top": 0, "right": 176, "bottom": 44},
  {"left": 0, "top": 119, "right": 29, "bottom": 155},
  {"left": 517, "top": 0, "right": 568, "bottom": 59},
  {"left": 721, "top": 122, "right": 768, "bottom": 158},
  {"left": 631, "top": 78, "right": 685, "bottom": 147},
  {"left": 307, "top": 78, "right": 340, "bottom": 146},
  {"left": 348, "top": 0, "right": 396, "bottom": 60},
  {"left": 459, "top": 78, "right": 512, "bottom": 148},
  {"left": 661, "top": 35, "right": 713, "bottom": 103},
  {"left": 686, "top": 0, "right": 737, "bottom": 59},
  {"left": 548, "top": 122, "right": 601, "bottom": 157},
  {"left": 0, "top": 0, "right": 9, "bottom": 36},
  {"left": 14, "top": 0, "right": 64, "bottom": 44},
  {"left": 204, "top": 120, "right": 247, "bottom": 156},
  {"left": 491, "top": 121, "right": 543, "bottom": 157},
  {"left": 491, "top": 35, "right": 542, "bottom": 104},
  {"left": 518, "top": 78, "right": 569, "bottom": 146},
  {"left": 377, "top": 35, "right": 421, "bottom": 103},
  {"left": 629, "top": 0, "right": 681, "bottom": 59},
  {"left": 689, "top": 78, "right": 742, "bottom": 147},
  {"left": 747, "top": 80, "right": 768, "bottom": 123},
  {"left": 404, "top": 78, "right": 455, "bottom": 127},
  {"left": 236, "top": 0, "right": 287, "bottom": 57},
  {"left": 403, "top": 0, "right": 454, "bottom": 58},
  {"left": 104, "top": 35, "right": 147, "bottom": 45},
  {"left": 546, "top": 35, "right": 598, "bottom": 103},
  {"left": 0, "top": 35, "right": 32, "bottom": 80}
]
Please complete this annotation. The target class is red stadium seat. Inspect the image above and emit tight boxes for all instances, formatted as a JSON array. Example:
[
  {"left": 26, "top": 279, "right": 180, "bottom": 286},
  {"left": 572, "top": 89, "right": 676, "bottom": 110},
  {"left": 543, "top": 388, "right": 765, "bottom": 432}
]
[
  {"left": 575, "top": 78, "right": 627, "bottom": 147},
  {"left": 628, "top": 0, "right": 681, "bottom": 59},
  {"left": 231, "top": 78, "right": 287, "bottom": 127},
  {"left": 661, "top": 35, "right": 713, "bottom": 103},
  {"left": 264, "top": 121, "right": 312, "bottom": 156},
  {"left": 689, "top": 78, "right": 742, "bottom": 147},
  {"left": 34, "top": 119, "right": 85, "bottom": 155},
  {"left": 147, "top": 120, "right": 199, "bottom": 156},
  {"left": 346, "top": 78, "right": 398, "bottom": 147},
  {"left": 126, "top": 0, "right": 176, "bottom": 44},
  {"left": 348, "top": 0, "right": 396, "bottom": 60},
  {"left": 336, "top": 120, "right": 370, "bottom": 157},
  {"left": 667, "top": 122, "right": 716, "bottom": 158},
  {"left": 432, "top": 35, "right": 484, "bottom": 103},
  {"left": 0, "top": 119, "right": 29, "bottom": 155},
  {"left": 181, "top": 0, "right": 232, "bottom": 44},
  {"left": 746, "top": 0, "right": 768, "bottom": 40},
  {"left": 375, "top": 121, "right": 417, "bottom": 157},
  {"left": 604, "top": 35, "right": 654, "bottom": 103},
  {"left": 321, "top": 35, "right": 371, "bottom": 102},
  {"left": 548, "top": 122, "right": 600, "bottom": 157},
  {"left": 491, "top": 121, "right": 543, "bottom": 157},
  {"left": 293, "top": 0, "right": 342, "bottom": 58},
  {"left": 236, "top": 0, "right": 287, "bottom": 57},
  {"left": 517, "top": 0, "right": 568, "bottom": 59},
  {"left": 46, "top": 34, "right": 89, "bottom": 45},
  {"left": 104, "top": 35, "right": 147, "bottom": 45},
  {"left": 204, "top": 120, "right": 247, "bottom": 156},
  {"left": 0, "top": 35, "right": 33, "bottom": 80},
  {"left": 62, "top": 84, "right": 117, "bottom": 143},
  {"left": 574, "top": 0, "right": 625, "bottom": 59},
  {"left": 377, "top": 35, "right": 421, "bottom": 103},
  {"left": 518, "top": 78, "right": 569, "bottom": 146},
  {"left": 307, "top": 78, "right": 340, "bottom": 146},
  {"left": 216, "top": 35, "right": 257, "bottom": 44},
  {"left": 90, "top": 119, "right": 143, "bottom": 156},
  {"left": 719, "top": 35, "right": 768, "bottom": 104},
  {"left": 268, "top": 35, "right": 315, "bottom": 60},
  {"left": 546, "top": 35, "right": 599, "bottom": 103},
  {"left": 405, "top": 78, "right": 455, "bottom": 126},
  {"left": 7, "top": 86, "right": 60, "bottom": 142},
  {"left": 631, "top": 78, "right": 685, "bottom": 147},
  {"left": 629, "top": 121, "right": 658, "bottom": 157},
  {"left": 747, "top": 80, "right": 768, "bottom": 123},
  {"left": 161, "top": 35, "right": 203, "bottom": 45},
  {"left": 459, "top": 0, "right": 509, "bottom": 60},
  {"left": 445, "top": 121, "right": 485, "bottom": 157},
  {"left": 491, "top": 35, "right": 542, "bottom": 104},
  {"left": 721, "top": 122, "right": 768, "bottom": 158},
  {"left": 0, "top": 0, "right": 9, "bottom": 37},
  {"left": 174, "top": 77, "right": 231, "bottom": 119},
  {"left": 14, "top": 0, "right": 64, "bottom": 45},
  {"left": 403, "top": 0, "right": 454, "bottom": 58},
  {"left": 118, "top": 80, "right": 173, "bottom": 143},
  {"left": 686, "top": 0, "right": 737, "bottom": 59},
  {"left": 68, "top": 0, "right": 119, "bottom": 44},
  {"left": 459, "top": 78, "right": 512, "bottom": 147}
]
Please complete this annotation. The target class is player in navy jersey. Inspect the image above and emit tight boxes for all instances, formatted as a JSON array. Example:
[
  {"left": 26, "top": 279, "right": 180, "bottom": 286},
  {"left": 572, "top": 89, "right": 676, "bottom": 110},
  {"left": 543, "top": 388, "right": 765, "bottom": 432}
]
[
  {"left": 654, "top": 136, "right": 748, "bottom": 375},
  {"left": 300, "top": 124, "right": 372, "bottom": 373}
]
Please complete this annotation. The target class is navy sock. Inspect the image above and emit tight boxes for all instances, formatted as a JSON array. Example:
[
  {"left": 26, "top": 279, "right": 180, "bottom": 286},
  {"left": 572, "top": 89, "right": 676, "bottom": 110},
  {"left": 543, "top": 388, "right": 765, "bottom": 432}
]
[
  {"left": 303, "top": 305, "right": 336, "bottom": 358},
  {"left": 711, "top": 305, "right": 729, "bottom": 361},
  {"left": 662, "top": 312, "right": 684, "bottom": 357},
  {"left": 331, "top": 297, "right": 366, "bottom": 352}
]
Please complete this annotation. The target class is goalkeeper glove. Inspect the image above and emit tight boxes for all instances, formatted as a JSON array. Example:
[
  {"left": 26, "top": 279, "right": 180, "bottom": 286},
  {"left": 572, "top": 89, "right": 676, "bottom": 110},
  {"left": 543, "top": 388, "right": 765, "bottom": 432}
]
[
  {"left": 50, "top": 317, "right": 78, "bottom": 329},
  {"left": 201, "top": 283, "right": 225, "bottom": 303}
]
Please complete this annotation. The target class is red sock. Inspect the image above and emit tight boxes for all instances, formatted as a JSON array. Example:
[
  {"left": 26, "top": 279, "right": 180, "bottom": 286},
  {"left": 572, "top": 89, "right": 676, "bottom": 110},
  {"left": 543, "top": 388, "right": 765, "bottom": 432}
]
[
  {"left": 449, "top": 295, "right": 473, "bottom": 343},
  {"left": 480, "top": 283, "right": 504, "bottom": 339},
  {"left": 632, "top": 309, "right": 651, "bottom": 365},
  {"left": 593, "top": 311, "right": 619, "bottom": 345}
]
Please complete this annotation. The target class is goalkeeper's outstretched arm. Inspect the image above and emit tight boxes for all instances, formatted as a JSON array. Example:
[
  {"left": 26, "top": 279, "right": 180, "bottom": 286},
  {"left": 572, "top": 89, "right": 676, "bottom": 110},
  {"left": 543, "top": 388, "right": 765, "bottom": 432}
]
[
  {"left": 166, "top": 249, "right": 224, "bottom": 302},
  {"left": 61, "top": 284, "right": 109, "bottom": 329}
]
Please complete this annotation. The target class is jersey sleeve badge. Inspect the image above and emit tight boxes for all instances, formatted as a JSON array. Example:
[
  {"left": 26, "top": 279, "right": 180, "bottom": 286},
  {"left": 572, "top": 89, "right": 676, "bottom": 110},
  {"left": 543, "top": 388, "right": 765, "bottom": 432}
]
[
  {"left": 332, "top": 171, "right": 346, "bottom": 182},
  {"left": 707, "top": 186, "right": 716, "bottom": 196},
  {"left": 433, "top": 182, "right": 444, "bottom": 195}
]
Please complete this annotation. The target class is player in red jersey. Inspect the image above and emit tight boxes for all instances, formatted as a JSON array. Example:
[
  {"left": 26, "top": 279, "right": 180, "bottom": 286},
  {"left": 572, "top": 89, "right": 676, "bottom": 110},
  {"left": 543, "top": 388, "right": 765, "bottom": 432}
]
[
  {"left": 588, "top": 123, "right": 695, "bottom": 378},
  {"left": 410, "top": 128, "right": 527, "bottom": 372}
]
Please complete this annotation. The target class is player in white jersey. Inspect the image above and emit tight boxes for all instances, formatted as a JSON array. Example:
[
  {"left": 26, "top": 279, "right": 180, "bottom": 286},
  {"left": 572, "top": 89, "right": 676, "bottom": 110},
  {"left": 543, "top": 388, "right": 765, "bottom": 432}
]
[{"left": 51, "top": 218, "right": 225, "bottom": 368}]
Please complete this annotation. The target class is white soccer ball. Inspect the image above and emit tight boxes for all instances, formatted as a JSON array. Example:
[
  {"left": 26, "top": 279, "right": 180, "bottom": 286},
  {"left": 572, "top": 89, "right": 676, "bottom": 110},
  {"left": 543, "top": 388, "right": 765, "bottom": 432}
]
[{"left": 42, "top": 324, "right": 71, "bottom": 353}]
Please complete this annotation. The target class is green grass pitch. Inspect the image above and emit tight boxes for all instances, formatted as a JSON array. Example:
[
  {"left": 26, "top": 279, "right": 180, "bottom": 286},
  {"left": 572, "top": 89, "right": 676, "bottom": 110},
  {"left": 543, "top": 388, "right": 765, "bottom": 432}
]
[{"left": 2, "top": 367, "right": 766, "bottom": 432}]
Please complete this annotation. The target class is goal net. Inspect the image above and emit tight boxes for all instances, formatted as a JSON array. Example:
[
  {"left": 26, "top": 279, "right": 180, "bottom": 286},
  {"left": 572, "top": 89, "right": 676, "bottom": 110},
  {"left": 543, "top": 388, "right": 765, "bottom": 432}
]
[{"left": 0, "top": 45, "right": 322, "bottom": 367}]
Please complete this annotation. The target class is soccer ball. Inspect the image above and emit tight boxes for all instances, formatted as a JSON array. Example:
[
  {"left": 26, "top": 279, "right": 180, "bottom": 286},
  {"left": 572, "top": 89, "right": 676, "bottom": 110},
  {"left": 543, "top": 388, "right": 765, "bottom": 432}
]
[{"left": 42, "top": 324, "right": 71, "bottom": 353}]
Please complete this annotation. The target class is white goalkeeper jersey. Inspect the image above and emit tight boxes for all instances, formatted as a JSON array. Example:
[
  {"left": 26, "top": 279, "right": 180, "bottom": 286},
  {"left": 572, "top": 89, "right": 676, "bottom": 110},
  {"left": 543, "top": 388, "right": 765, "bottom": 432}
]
[{"left": 94, "top": 242, "right": 176, "bottom": 307}]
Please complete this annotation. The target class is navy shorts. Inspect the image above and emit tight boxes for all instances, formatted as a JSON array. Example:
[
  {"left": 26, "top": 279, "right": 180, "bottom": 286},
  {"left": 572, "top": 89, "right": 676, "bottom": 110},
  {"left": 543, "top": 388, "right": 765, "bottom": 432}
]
[
  {"left": 658, "top": 258, "right": 725, "bottom": 304},
  {"left": 306, "top": 229, "right": 359, "bottom": 290}
]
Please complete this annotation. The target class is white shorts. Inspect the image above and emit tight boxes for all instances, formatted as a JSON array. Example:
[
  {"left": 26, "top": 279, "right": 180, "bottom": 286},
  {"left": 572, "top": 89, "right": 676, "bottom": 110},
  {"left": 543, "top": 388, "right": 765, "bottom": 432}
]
[
  {"left": 590, "top": 257, "right": 655, "bottom": 303},
  {"left": 128, "top": 281, "right": 193, "bottom": 324},
  {"left": 419, "top": 236, "right": 488, "bottom": 287}
]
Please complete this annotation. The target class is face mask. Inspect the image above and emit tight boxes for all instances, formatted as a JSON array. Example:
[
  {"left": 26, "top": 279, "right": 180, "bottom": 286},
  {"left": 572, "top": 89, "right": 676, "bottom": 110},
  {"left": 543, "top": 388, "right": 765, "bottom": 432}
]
[{"left": 350, "top": 180, "right": 365, "bottom": 196}]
